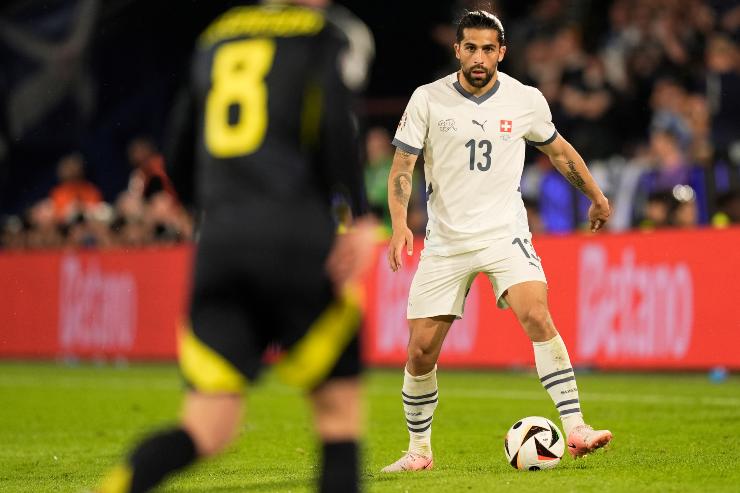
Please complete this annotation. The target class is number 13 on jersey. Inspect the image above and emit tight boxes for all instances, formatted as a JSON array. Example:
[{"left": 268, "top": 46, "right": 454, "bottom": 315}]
[
  {"left": 205, "top": 39, "right": 276, "bottom": 158},
  {"left": 465, "top": 139, "right": 493, "bottom": 171}
]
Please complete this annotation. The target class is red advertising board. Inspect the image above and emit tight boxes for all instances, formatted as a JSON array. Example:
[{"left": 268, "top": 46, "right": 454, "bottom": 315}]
[
  {"left": 0, "top": 246, "right": 192, "bottom": 360},
  {"left": 1, "top": 228, "right": 739, "bottom": 370},
  {"left": 363, "top": 227, "right": 740, "bottom": 370}
]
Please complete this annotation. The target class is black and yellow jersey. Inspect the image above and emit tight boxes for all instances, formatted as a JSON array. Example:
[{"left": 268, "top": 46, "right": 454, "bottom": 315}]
[{"left": 168, "top": 3, "right": 369, "bottom": 229}]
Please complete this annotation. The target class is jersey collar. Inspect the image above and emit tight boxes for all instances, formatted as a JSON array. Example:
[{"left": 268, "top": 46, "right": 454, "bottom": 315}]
[{"left": 453, "top": 76, "right": 500, "bottom": 105}]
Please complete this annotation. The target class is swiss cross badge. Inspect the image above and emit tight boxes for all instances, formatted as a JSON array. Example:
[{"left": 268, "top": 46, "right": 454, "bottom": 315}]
[{"left": 500, "top": 119, "right": 512, "bottom": 132}]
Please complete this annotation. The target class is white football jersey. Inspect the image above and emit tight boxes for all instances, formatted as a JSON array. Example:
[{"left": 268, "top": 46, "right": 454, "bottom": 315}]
[{"left": 393, "top": 71, "right": 557, "bottom": 256}]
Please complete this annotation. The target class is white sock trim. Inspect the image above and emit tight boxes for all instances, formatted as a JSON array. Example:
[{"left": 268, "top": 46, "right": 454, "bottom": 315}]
[
  {"left": 532, "top": 334, "right": 563, "bottom": 347},
  {"left": 405, "top": 364, "right": 437, "bottom": 381}
]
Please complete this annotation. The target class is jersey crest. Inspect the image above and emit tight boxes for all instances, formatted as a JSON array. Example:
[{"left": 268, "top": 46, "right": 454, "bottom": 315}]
[{"left": 438, "top": 118, "right": 457, "bottom": 133}]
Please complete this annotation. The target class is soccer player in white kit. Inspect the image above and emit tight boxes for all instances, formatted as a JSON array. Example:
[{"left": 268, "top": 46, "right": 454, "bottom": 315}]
[{"left": 382, "top": 10, "right": 613, "bottom": 472}]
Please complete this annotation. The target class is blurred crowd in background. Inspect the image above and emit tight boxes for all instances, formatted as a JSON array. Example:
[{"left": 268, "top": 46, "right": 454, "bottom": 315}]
[
  {"left": 0, "top": 137, "right": 192, "bottom": 250},
  {"left": 366, "top": 0, "right": 740, "bottom": 236},
  {"left": 1, "top": 0, "right": 739, "bottom": 250}
]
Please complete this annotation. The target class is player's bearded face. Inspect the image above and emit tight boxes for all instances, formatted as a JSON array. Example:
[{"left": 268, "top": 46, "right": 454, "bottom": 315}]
[
  {"left": 456, "top": 28, "right": 505, "bottom": 89},
  {"left": 461, "top": 61, "right": 497, "bottom": 88}
]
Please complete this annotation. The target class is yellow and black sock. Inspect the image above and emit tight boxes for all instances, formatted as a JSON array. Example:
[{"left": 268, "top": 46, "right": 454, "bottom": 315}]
[{"left": 99, "top": 427, "right": 196, "bottom": 493}]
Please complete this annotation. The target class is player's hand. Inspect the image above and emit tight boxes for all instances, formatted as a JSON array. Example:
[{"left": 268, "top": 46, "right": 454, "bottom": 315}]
[
  {"left": 326, "top": 216, "right": 377, "bottom": 291},
  {"left": 387, "top": 224, "right": 414, "bottom": 272},
  {"left": 588, "top": 196, "right": 611, "bottom": 233}
]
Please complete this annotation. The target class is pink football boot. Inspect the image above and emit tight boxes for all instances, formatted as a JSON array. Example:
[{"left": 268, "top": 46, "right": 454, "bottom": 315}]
[
  {"left": 381, "top": 451, "right": 434, "bottom": 472},
  {"left": 567, "top": 424, "right": 613, "bottom": 458}
]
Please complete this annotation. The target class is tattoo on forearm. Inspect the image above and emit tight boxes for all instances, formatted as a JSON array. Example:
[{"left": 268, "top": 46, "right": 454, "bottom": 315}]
[
  {"left": 392, "top": 172, "right": 413, "bottom": 205},
  {"left": 565, "top": 160, "right": 587, "bottom": 192},
  {"left": 395, "top": 148, "right": 414, "bottom": 160}
]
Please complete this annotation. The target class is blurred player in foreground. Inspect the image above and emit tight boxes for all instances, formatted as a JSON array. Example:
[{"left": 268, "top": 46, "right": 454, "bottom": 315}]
[
  {"left": 382, "top": 10, "right": 612, "bottom": 472},
  {"left": 96, "top": 1, "right": 375, "bottom": 492}
]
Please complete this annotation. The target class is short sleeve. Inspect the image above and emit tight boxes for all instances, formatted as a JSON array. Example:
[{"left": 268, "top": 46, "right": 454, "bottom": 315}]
[
  {"left": 524, "top": 89, "right": 558, "bottom": 146},
  {"left": 392, "top": 88, "right": 428, "bottom": 155}
]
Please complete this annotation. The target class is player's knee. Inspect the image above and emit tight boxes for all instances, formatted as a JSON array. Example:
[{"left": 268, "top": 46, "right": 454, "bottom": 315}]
[
  {"left": 519, "top": 306, "right": 554, "bottom": 339},
  {"left": 407, "top": 343, "right": 438, "bottom": 370}
]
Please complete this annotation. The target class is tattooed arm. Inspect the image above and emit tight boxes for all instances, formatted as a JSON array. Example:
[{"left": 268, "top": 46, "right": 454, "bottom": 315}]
[
  {"left": 537, "top": 134, "right": 611, "bottom": 232},
  {"left": 387, "top": 147, "right": 418, "bottom": 271}
]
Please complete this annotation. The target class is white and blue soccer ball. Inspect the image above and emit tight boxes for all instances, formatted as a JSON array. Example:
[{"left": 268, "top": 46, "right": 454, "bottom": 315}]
[{"left": 504, "top": 416, "right": 565, "bottom": 471}]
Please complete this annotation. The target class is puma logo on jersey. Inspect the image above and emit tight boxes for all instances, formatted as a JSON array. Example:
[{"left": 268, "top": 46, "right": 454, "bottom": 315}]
[{"left": 472, "top": 119, "right": 486, "bottom": 131}]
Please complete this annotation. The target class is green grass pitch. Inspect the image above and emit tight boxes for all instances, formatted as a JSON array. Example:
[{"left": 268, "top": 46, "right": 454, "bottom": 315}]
[{"left": 1, "top": 362, "right": 738, "bottom": 492}]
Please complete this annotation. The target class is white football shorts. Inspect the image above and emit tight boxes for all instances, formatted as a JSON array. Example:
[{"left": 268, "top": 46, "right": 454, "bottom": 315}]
[{"left": 406, "top": 233, "right": 547, "bottom": 319}]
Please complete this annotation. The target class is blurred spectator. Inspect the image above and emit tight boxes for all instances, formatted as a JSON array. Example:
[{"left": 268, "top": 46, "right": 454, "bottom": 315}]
[
  {"left": 719, "top": 2, "right": 740, "bottom": 34},
  {"left": 711, "top": 189, "right": 740, "bottom": 227},
  {"left": 703, "top": 33, "right": 740, "bottom": 162},
  {"left": 520, "top": 35, "right": 562, "bottom": 102},
  {"left": 86, "top": 203, "right": 116, "bottom": 247},
  {"left": 559, "top": 54, "right": 620, "bottom": 160},
  {"left": 111, "top": 216, "right": 150, "bottom": 247},
  {"left": 646, "top": 130, "right": 698, "bottom": 190},
  {"left": 0, "top": 215, "right": 25, "bottom": 250},
  {"left": 649, "top": 78, "right": 693, "bottom": 152},
  {"left": 145, "top": 191, "right": 192, "bottom": 244},
  {"left": 49, "top": 153, "right": 103, "bottom": 222},
  {"left": 633, "top": 130, "right": 707, "bottom": 225},
  {"left": 639, "top": 186, "right": 699, "bottom": 229},
  {"left": 65, "top": 215, "right": 94, "bottom": 249},
  {"left": 671, "top": 197, "right": 699, "bottom": 228},
  {"left": 25, "top": 199, "right": 64, "bottom": 249},
  {"left": 600, "top": 0, "right": 637, "bottom": 93},
  {"left": 507, "top": 0, "right": 567, "bottom": 77},
  {"left": 364, "top": 127, "right": 393, "bottom": 231},
  {"left": 127, "top": 137, "right": 178, "bottom": 202},
  {"left": 110, "top": 190, "right": 150, "bottom": 247},
  {"left": 682, "top": 93, "right": 714, "bottom": 166},
  {"left": 607, "top": 153, "right": 647, "bottom": 231},
  {"left": 670, "top": 184, "right": 700, "bottom": 228},
  {"left": 638, "top": 190, "right": 674, "bottom": 229},
  {"left": 553, "top": 24, "right": 588, "bottom": 76},
  {"left": 114, "top": 189, "right": 146, "bottom": 224},
  {"left": 65, "top": 203, "right": 116, "bottom": 249}
]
